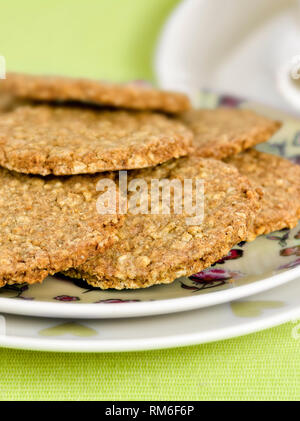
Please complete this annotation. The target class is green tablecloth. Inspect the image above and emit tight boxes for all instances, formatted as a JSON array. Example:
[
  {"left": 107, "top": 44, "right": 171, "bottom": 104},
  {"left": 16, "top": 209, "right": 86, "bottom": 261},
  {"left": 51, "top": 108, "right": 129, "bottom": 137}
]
[
  {"left": 0, "top": 0, "right": 299, "bottom": 401},
  {"left": 1, "top": 323, "right": 299, "bottom": 400}
]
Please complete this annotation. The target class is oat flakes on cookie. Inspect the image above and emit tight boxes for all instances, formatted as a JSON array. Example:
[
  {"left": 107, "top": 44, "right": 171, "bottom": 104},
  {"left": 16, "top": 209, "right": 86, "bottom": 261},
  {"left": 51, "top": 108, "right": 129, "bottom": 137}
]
[
  {"left": 226, "top": 149, "right": 300, "bottom": 239},
  {"left": 0, "top": 72, "right": 191, "bottom": 113},
  {"left": 0, "top": 169, "right": 122, "bottom": 287},
  {"left": 0, "top": 105, "right": 194, "bottom": 175},
  {"left": 181, "top": 108, "right": 281, "bottom": 159},
  {"left": 64, "top": 157, "right": 262, "bottom": 289}
]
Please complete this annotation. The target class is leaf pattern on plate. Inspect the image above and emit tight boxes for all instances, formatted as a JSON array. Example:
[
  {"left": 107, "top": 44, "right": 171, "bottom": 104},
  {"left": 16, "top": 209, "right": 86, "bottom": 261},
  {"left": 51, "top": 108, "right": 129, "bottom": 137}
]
[
  {"left": 231, "top": 300, "right": 284, "bottom": 318},
  {"left": 39, "top": 322, "right": 97, "bottom": 337},
  {"left": 278, "top": 258, "right": 300, "bottom": 270},
  {"left": 266, "top": 229, "right": 290, "bottom": 247},
  {"left": 0, "top": 284, "right": 33, "bottom": 300},
  {"left": 213, "top": 249, "right": 243, "bottom": 265},
  {"left": 280, "top": 245, "right": 300, "bottom": 257},
  {"left": 181, "top": 268, "right": 244, "bottom": 292},
  {"left": 54, "top": 295, "right": 80, "bottom": 302},
  {"left": 95, "top": 299, "right": 140, "bottom": 304}
]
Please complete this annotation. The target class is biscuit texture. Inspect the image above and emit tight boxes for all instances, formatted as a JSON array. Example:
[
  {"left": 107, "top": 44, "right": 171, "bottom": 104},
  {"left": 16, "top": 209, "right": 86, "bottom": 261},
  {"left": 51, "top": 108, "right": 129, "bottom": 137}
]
[
  {"left": 0, "top": 92, "right": 24, "bottom": 112},
  {"left": 0, "top": 169, "right": 122, "bottom": 287},
  {"left": 1, "top": 73, "right": 191, "bottom": 113},
  {"left": 64, "top": 157, "right": 261, "bottom": 289},
  {"left": 0, "top": 105, "right": 194, "bottom": 175},
  {"left": 226, "top": 150, "right": 300, "bottom": 239},
  {"left": 181, "top": 108, "right": 281, "bottom": 159}
]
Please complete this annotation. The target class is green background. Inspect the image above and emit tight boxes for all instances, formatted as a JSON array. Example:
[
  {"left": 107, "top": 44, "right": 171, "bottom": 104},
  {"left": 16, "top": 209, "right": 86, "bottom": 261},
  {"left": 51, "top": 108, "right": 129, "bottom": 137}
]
[
  {"left": 0, "top": 0, "right": 180, "bottom": 81},
  {"left": 0, "top": 0, "right": 299, "bottom": 401}
]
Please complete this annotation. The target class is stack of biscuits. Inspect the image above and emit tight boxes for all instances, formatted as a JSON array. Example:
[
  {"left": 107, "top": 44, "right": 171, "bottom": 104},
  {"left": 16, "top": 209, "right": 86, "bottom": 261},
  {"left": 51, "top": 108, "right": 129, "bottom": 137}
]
[{"left": 0, "top": 73, "right": 299, "bottom": 290}]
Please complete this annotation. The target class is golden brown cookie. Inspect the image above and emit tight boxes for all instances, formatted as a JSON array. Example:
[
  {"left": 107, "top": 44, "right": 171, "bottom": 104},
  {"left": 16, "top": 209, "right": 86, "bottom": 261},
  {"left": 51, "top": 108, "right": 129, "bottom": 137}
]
[
  {"left": 0, "top": 91, "right": 24, "bottom": 112},
  {"left": 0, "top": 72, "right": 191, "bottom": 113},
  {"left": 64, "top": 157, "right": 262, "bottom": 289},
  {"left": 181, "top": 108, "right": 281, "bottom": 159},
  {"left": 0, "top": 105, "right": 194, "bottom": 175},
  {"left": 226, "top": 149, "right": 300, "bottom": 239},
  {"left": 0, "top": 169, "right": 122, "bottom": 287}
]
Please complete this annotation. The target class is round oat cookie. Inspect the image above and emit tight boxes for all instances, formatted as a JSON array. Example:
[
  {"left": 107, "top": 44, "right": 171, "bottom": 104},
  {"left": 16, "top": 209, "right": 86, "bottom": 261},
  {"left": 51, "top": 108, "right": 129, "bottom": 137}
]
[
  {"left": 64, "top": 157, "right": 262, "bottom": 289},
  {"left": 226, "top": 149, "right": 300, "bottom": 239},
  {"left": 0, "top": 105, "right": 194, "bottom": 175},
  {"left": 0, "top": 168, "right": 122, "bottom": 287},
  {"left": 0, "top": 73, "right": 191, "bottom": 113},
  {"left": 181, "top": 108, "right": 281, "bottom": 160}
]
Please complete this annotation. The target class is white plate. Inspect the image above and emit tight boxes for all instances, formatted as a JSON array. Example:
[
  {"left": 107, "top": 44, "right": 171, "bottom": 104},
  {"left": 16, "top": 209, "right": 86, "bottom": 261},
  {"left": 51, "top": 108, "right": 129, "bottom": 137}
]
[
  {"left": 1, "top": 98, "right": 300, "bottom": 319},
  {"left": 0, "top": 275, "right": 300, "bottom": 352},
  {"left": 155, "top": 0, "right": 300, "bottom": 112}
]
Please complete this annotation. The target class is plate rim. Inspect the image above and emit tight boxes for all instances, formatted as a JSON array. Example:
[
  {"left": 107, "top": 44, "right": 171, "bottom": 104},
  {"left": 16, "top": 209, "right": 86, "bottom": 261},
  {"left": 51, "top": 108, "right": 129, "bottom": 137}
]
[
  {"left": 0, "top": 279, "right": 300, "bottom": 353},
  {"left": 0, "top": 265, "right": 299, "bottom": 319}
]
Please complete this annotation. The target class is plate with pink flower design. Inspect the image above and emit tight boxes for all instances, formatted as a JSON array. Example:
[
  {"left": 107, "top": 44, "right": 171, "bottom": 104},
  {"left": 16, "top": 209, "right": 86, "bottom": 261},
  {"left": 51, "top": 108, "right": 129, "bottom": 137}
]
[
  {"left": 0, "top": 98, "right": 300, "bottom": 319},
  {"left": 0, "top": 272, "right": 300, "bottom": 352}
]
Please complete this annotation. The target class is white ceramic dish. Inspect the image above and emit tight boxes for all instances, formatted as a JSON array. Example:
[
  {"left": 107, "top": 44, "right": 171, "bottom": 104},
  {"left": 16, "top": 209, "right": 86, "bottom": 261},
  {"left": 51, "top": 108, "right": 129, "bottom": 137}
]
[
  {"left": 0, "top": 275, "right": 300, "bottom": 352},
  {"left": 155, "top": 0, "right": 300, "bottom": 112}
]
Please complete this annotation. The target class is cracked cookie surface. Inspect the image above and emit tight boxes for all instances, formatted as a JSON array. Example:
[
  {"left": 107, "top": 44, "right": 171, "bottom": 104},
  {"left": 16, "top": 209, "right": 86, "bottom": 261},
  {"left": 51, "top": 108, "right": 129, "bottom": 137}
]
[
  {"left": 226, "top": 149, "right": 300, "bottom": 238},
  {"left": 0, "top": 105, "right": 194, "bottom": 175},
  {"left": 0, "top": 169, "right": 122, "bottom": 286},
  {"left": 64, "top": 157, "right": 262, "bottom": 289},
  {"left": 181, "top": 108, "right": 281, "bottom": 159},
  {"left": 0, "top": 72, "right": 191, "bottom": 113}
]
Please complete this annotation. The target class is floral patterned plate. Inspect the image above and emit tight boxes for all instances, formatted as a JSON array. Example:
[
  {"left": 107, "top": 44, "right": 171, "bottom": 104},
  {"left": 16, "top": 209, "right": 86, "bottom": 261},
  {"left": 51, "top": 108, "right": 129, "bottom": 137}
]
[
  {"left": 0, "top": 274, "right": 300, "bottom": 352},
  {"left": 0, "top": 98, "right": 300, "bottom": 319}
]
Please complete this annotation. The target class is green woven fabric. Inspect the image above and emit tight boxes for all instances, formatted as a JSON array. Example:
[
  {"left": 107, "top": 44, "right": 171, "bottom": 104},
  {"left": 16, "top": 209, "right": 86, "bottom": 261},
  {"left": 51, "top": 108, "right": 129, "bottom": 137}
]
[
  {"left": 0, "top": 322, "right": 299, "bottom": 400},
  {"left": 0, "top": 0, "right": 299, "bottom": 401}
]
